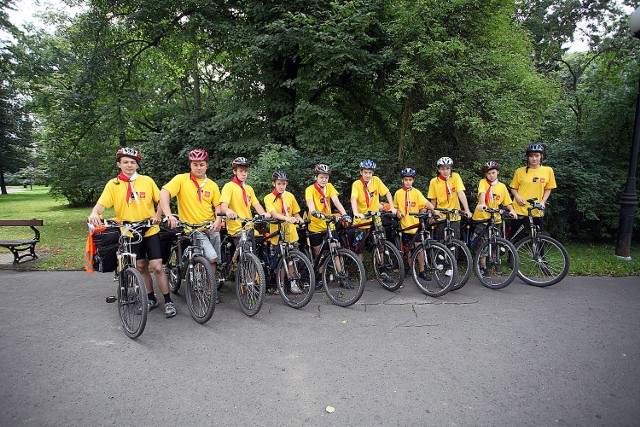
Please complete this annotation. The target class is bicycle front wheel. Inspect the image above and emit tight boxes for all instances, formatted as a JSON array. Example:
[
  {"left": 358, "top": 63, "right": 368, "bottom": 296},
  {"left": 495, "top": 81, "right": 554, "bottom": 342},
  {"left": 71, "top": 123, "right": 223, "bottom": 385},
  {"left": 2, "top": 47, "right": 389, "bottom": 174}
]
[
  {"left": 515, "top": 235, "right": 569, "bottom": 287},
  {"left": 276, "top": 249, "right": 315, "bottom": 309},
  {"left": 118, "top": 267, "right": 148, "bottom": 339},
  {"left": 410, "top": 242, "right": 457, "bottom": 297},
  {"left": 165, "top": 246, "right": 181, "bottom": 294},
  {"left": 186, "top": 256, "right": 216, "bottom": 323},
  {"left": 322, "top": 248, "right": 366, "bottom": 307},
  {"left": 372, "top": 240, "right": 405, "bottom": 291},
  {"left": 447, "top": 238, "right": 472, "bottom": 291},
  {"left": 236, "top": 252, "right": 266, "bottom": 316},
  {"left": 474, "top": 237, "right": 519, "bottom": 290}
]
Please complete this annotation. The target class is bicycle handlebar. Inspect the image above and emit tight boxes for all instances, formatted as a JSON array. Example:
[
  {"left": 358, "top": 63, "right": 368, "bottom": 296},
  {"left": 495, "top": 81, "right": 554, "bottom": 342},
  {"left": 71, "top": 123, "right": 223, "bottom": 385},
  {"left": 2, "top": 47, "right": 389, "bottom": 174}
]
[{"left": 311, "top": 211, "right": 352, "bottom": 224}]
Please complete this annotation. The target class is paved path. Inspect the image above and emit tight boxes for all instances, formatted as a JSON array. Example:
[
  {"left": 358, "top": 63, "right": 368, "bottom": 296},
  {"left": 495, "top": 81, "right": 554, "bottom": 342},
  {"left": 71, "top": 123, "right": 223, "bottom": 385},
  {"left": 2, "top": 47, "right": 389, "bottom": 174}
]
[{"left": 0, "top": 270, "right": 638, "bottom": 426}]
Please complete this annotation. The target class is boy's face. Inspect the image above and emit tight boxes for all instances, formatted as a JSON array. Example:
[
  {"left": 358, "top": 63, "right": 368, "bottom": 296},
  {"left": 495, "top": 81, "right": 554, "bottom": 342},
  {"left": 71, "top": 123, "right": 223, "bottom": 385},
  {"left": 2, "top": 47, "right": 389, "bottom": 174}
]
[
  {"left": 116, "top": 157, "right": 139, "bottom": 176},
  {"left": 234, "top": 166, "right": 249, "bottom": 182},
  {"left": 438, "top": 166, "right": 451, "bottom": 178},
  {"left": 190, "top": 161, "right": 207, "bottom": 179},
  {"left": 315, "top": 173, "right": 330, "bottom": 186},
  {"left": 527, "top": 152, "right": 542, "bottom": 167},
  {"left": 273, "top": 179, "right": 288, "bottom": 193},
  {"left": 360, "top": 169, "right": 374, "bottom": 182},
  {"left": 402, "top": 176, "right": 415, "bottom": 188},
  {"left": 485, "top": 169, "right": 499, "bottom": 182}
]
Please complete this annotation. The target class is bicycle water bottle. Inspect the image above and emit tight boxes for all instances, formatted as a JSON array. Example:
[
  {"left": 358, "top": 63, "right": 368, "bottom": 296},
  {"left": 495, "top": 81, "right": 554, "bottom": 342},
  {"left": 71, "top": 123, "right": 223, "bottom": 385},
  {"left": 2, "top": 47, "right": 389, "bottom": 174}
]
[{"left": 354, "top": 231, "right": 364, "bottom": 249}]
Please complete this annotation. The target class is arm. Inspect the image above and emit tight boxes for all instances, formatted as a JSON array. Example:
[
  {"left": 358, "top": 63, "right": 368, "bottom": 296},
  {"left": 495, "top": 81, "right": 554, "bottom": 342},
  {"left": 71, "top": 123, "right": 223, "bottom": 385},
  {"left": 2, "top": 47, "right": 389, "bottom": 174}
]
[
  {"left": 541, "top": 189, "right": 552, "bottom": 208},
  {"left": 220, "top": 202, "right": 236, "bottom": 219},
  {"left": 253, "top": 202, "right": 269, "bottom": 218},
  {"left": 351, "top": 196, "right": 364, "bottom": 219},
  {"left": 385, "top": 192, "right": 397, "bottom": 215},
  {"left": 212, "top": 204, "right": 222, "bottom": 232},
  {"left": 476, "top": 193, "right": 487, "bottom": 212},
  {"left": 159, "top": 189, "right": 177, "bottom": 228},
  {"left": 457, "top": 191, "right": 472, "bottom": 217},
  {"left": 510, "top": 187, "right": 526, "bottom": 207},
  {"left": 88, "top": 203, "right": 106, "bottom": 228}
]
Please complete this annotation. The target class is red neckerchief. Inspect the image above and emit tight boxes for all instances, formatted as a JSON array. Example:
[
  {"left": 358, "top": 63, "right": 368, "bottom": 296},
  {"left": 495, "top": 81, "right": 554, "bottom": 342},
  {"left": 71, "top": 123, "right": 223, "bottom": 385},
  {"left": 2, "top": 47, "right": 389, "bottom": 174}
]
[
  {"left": 314, "top": 183, "right": 330, "bottom": 212},
  {"left": 438, "top": 174, "right": 451, "bottom": 201},
  {"left": 272, "top": 189, "right": 289, "bottom": 216},
  {"left": 190, "top": 173, "right": 207, "bottom": 202},
  {"left": 402, "top": 186, "right": 412, "bottom": 215},
  {"left": 485, "top": 178, "right": 498, "bottom": 205},
  {"left": 232, "top": 176, "right": 249, "bottom": 207},
  {"left": 118, "top": 172, "right": 139, "bottom": 205},
  {"left": 360, "top": 177, "right": 371, "bottom": 207}
]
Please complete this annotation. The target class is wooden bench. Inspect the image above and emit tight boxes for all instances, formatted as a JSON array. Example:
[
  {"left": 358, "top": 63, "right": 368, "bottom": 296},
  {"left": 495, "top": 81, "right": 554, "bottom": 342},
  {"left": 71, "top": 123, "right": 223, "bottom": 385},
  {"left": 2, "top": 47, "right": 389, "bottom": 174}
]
[{"left": 0, "top": 219, "right": 44, "bottom": 264}]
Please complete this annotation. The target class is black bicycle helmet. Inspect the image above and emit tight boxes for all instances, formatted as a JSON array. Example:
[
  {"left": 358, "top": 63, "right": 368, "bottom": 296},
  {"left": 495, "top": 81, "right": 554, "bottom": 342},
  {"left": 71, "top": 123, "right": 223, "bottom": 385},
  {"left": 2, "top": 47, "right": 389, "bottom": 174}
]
[
  {"left": 359, "top": 159, "right": 377, "bottom": 170},
  {"left": 313, "top": 164, "right": 332, "bottom": 175},
  {"left": 231, "top": 157, "right": 250, "bottom": 168},
  {"left": 526, "top": 144, "right": 545, "bottom": 155},
  {"left": 482, "top": 161, "right": 500, "bottom": 173},
  {"left": 271, "top": 170, "right": 289, "bottom": 181}
]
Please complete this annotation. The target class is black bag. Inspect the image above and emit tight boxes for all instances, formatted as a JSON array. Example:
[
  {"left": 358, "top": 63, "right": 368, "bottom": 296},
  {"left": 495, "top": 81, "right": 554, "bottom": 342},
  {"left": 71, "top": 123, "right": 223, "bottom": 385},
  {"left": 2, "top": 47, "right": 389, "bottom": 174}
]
[
  {"left": 159, "top": 226, "right": 178, "bottom": 264},
  {"left": 93, "top": 228, "right": 120, "bottom": 273}
]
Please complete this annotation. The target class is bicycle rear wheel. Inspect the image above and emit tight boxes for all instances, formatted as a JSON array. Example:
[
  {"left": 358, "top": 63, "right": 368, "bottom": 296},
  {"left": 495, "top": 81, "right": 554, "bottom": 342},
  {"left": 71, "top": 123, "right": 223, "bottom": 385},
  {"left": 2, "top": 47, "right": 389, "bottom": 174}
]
[
  {"left": 410, "top": 242, "right": 456, "bottom": 297},
  {"left": 165, "top": 246, "right": 181, "bottom": 294},
  {"left": 515, "top": 235, "right": 569, "bottom": 287},
  {"left": 236, "top": 252, "right": 266, "bottom": 316},
  {"left": 372, "top": 240, "right": 404, "bottom": 291},
  {"left": 322, "top": 248, "right": 365, "bottom": 307},
  {"left": 474, "top": 237, "right": 519, "bottom": 290},
  {"left": 186, "top": 256, "right": 216, "bottom": 323},
  {"left": 118, "top": 268, "right": 148, "bottom": 339},
  {"left": 276, "top": 249, "right": 315, "bottom": 309},
  {"left": 447, "top": 238, "right": 472, "bottom": 291}
]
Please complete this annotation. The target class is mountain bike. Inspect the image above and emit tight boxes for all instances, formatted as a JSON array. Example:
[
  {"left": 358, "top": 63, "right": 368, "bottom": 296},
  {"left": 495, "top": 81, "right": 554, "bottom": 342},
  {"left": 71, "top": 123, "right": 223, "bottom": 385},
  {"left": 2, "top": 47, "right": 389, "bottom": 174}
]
[
  {"left": 507, "top": 198, "right": 569, "bottom": 287},
  {"left": 102, "top": 219, "right": 151, "bottom": 339},
  {"left": 163, "top": 217, "right": 216, "bottom": 324},
  {"left": 433, "top": 207, "right": 473, "bottom": 291}
]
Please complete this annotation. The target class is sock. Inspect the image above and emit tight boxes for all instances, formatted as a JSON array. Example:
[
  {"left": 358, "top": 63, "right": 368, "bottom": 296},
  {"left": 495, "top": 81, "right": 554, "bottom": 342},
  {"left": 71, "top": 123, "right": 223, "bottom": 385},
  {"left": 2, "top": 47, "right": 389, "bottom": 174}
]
[
  {"left": 163, "top": 293, "right": 172, "bottom": 304},
  {"left": 148, "top": 293, "right": 156, "bottom": 301}
]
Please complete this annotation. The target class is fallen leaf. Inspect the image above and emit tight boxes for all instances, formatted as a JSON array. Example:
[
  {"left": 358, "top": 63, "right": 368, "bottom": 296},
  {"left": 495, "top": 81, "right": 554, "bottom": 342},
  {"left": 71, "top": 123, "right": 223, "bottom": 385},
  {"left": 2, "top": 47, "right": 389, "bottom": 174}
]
[
  {"left": 340, "top": 320, "right": 348, "bottom": 324},
  {"left": 326, "top": 405, "right": 335, "bottom": 413}
]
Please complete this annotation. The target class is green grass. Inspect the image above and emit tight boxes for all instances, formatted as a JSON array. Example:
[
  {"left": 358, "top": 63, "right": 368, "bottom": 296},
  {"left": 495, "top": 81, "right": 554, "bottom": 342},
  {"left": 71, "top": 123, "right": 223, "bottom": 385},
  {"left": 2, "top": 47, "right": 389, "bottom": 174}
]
[{"left": 1, "top": 186, "right": 639, "bottom": 275}]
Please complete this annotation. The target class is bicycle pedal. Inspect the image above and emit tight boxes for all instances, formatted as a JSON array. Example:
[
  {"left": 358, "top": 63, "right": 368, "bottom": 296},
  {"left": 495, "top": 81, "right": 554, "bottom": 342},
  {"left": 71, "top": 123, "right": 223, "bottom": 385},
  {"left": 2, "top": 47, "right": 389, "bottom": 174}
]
[{"left": 106, "top": 296, "right": 116, "bottom": 303}]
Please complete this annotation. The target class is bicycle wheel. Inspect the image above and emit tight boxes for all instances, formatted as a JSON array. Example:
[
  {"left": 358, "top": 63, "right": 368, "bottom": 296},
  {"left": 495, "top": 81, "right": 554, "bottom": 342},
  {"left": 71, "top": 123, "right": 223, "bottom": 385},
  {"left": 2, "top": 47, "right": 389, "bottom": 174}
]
[
  {"left": 186, "top": 256, "right": 216, "bottom": 323},
  {"left": 165, "top": 246, "right": 181, "bottom": 294},
  {"left": 515, "top": 235, "right": 569, "bottom": 287},
  {"left": 118, "top": 268, "right": 148, "bottom": 339},
  {"left": 276, "top": 249, "right": 315, "bottom": 309},
  {"left": 410, "top": 242, "right": 456, "bottom": 297},
  {"left": 447, "top": 238, "right": 473, "bottom": 291},
  {"left": 322, "top": 248, "right": 365, "bottom": 307},
  {"left": 235, "top": 252, "right": 266, "bottom": 316},
  {"left": 474, "top": 237, "right": 519, "bottom": 290},
  {"left": 372, "top": 240, "right": 405, "bottom": 291}
]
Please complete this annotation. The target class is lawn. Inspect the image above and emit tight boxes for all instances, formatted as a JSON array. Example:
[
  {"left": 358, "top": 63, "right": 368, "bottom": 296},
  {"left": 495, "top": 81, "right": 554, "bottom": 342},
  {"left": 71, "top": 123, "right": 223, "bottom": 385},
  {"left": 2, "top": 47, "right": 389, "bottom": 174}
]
[{"left": 1, "top": 186, "right": 639, "bottom": 275}]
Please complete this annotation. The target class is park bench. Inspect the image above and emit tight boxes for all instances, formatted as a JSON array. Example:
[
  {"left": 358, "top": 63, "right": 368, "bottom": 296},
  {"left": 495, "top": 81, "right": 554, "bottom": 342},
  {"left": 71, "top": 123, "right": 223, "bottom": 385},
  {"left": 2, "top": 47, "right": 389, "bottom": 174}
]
[{"left": 0, "top": 219, "right": 44, "bottom": 264}]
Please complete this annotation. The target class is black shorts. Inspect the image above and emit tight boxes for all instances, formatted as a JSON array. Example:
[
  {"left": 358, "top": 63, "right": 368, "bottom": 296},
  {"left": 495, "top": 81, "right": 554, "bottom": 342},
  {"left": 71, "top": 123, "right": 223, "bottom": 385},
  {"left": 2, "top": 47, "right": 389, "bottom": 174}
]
[
  {"left": 308, "top": 231, "right": 327, "bottom": 248},
  {"left": 433, "top": 221, "right": 461, "bottom": 240},
  {"left": 131, "top": 233, "right": 163, "bottom": 261}
]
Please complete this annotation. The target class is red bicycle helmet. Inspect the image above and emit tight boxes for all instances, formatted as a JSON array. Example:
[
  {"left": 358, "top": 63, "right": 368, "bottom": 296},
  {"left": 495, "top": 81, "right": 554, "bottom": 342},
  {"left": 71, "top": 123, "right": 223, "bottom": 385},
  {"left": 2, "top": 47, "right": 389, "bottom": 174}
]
[
  {"left": 189, "top": 149, "right": 209, "bottom": 161},
  {"left": 116, "top": 147, "right": 141, "bottom": 163}
]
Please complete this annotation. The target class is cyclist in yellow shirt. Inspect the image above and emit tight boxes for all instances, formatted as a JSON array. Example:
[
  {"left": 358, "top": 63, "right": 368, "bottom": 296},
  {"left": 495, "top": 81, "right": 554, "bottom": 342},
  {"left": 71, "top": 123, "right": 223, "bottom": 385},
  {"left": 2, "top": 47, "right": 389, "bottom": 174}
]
[{"left": 88, "top": 147, "right": 176, "bottom": 318}]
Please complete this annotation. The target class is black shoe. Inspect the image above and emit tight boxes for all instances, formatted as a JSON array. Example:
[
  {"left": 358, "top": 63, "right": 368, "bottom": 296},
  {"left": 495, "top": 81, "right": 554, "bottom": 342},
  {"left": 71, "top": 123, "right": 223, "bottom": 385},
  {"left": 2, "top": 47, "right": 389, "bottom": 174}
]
[
  {"left": 315, "top": 279, "right": 324, "bottom": 290},
  {"left": 340, "top": 279, "right": 356, "bottom": 290},
  {"left": 418, "top": 271, "right": 432, "bottom": 281}
]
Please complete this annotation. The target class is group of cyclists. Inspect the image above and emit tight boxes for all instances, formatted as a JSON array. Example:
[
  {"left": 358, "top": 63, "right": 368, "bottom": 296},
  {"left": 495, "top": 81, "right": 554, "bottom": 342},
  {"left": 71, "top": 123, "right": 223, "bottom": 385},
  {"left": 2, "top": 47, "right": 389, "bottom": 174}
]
[{"left": 87, "top": 143, "right": 557, "bottom": 320}]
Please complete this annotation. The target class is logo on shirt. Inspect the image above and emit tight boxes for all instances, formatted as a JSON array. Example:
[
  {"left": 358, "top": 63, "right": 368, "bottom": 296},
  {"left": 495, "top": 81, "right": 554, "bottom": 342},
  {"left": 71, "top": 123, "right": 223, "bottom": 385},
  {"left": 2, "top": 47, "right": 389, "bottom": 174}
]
[
  {"left": 540, "top": 178, "right": 545, "bottom": 183},
  {"left": 320, "top": 198, "right": 326, "bottom": 205},
  {"left": 495, "top": 195, "right": 501, "bottom": 201},
  {"left": 411, "top": 201, "right": 416, "bottom": 207},
  {"left": 451, "top": 187, "right": 457, "bottom": 193},
  {"left": 204, "top": 191, "right": 210, "bottom": 198},
  {"left": 139, "top": 192, "right": 146, "bottom": 199},
  {"left": 369, "top": 190, "right": 376, "bottom": 198},
  {"left": 533, "top": 177, "right": 539, "bottom": 182}
]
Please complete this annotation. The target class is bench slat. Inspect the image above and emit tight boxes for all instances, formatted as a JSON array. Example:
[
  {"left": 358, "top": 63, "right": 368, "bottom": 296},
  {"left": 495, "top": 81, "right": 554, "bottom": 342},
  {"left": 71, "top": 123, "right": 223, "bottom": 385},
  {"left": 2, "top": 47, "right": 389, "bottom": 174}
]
[{"left": 0, "top": 220, "right": 44, "bottom": 226}]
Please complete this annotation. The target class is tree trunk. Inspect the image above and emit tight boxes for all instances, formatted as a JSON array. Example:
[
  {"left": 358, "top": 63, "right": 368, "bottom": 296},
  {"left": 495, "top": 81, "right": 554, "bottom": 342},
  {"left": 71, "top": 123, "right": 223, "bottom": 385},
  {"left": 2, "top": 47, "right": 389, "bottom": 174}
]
[
  {"left": 0, "top": 170, "right": 7, "bottom": 195},
  {"left": 398, "top": 92, "right": 413, "bottom": 164},
  {"left": 192, "top": 70, "right": 201, "bottom": 111}
]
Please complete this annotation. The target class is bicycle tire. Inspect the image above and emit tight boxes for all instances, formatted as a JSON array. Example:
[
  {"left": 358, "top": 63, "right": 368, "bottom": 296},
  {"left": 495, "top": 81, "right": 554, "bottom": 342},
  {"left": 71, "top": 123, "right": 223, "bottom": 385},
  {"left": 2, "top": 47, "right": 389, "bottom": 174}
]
[
  {"left": 447, "top": 238, "right": 473, "bottom": 291},
  {"left": 372, "top": 240, "right": 405, "bottom": 291},
  {"left": 321, "top": 248, "right": 366, "bottom": 307},
  {"left": 276, "top": 249, "right": 315, "bottom": 309},
  {"left": 474, "top": 237, "right": 519, "bottom": 290},
  {"left": 166, "top": 246, "right": 181, "bottom": 294},
  {"left": 410, "top": 241, "right": 456, "bottom": 297},
  {"left": 118, "top": 267, "right": 148, "bottom": 339},
  {"left": 515, "top": 235, "right": 569, "bottom": 287},
  {"left": 186, "top": 256, "right": 216, "bottom": 323},
  {"left": 235, "top": 252, "right": 266, "bottom": 316}
]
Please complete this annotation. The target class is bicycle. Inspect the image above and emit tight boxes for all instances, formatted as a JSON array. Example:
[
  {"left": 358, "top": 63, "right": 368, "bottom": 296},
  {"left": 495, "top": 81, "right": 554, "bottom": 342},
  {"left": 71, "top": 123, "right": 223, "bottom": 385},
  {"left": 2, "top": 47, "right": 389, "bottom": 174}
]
[
  {"left": 465, "top": 208, "right": 519, "bottom": 290},
  {"left": 304, "top": 212, "right": 366, "bottom": 307},
  {"left": 102, "top": 219, "right": 151, "bottom": 339},
  {"left": 433, "top": 207, "right": 473, "bottom": 291},
  {"left": 217, "top": 214, "right": 267, "bottom": 316},
  {"left": 507, "top": 197, "right": 569, "bottom": 287},
  {"left": 163, "top": 217, "right": 216, "bottom": 324},
  {"left": 255, "top": 219, "right": 315, "bottom": 309},
  {"left": 340, "top": 211, "right": 405, "bottom": 292},
  {"left": 390, "top": 211, "right": 458, "bottom": 297}
]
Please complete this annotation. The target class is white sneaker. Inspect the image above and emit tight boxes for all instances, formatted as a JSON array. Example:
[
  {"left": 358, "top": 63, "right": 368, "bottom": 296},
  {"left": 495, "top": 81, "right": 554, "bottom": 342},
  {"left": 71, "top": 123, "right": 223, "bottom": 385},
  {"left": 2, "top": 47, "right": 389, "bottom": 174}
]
[
  {"left": 445, "top": 269, "right": 453, "bottom": 277},
  {"left": 164, "top": 302, "right": 177, "bottom": 318},
  {"left": 290, "top": 280, "right": 302, "bottom": 295}
]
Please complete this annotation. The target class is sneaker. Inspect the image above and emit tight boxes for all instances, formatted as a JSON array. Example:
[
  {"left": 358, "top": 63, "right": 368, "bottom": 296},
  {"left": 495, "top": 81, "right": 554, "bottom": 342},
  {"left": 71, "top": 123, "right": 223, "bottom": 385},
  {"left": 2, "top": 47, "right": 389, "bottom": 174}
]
[
  {"left": 379, "top": 272, "right": 395, "bottom": 284},
  {"left": 315, "top": 279, "right": 324, "bottom": 290},
  {"left": 418, "top": 271, "right": 432, "bottom": 281},
  {"left": 445, "top": 269, "right": 453, "bottom": 277},
  {"left": 164, "top": 302, "right": 177, "bottom": 318},
  {"left": 480, "top": 267, "right": 489, "bottom": 277},
  {"left": 290, "top": 280, "right": 303, "bottom": 295},
  {"left": 340, "top": 279, "right": 356, "bottom": 290},
  {"left": 148, "top": 299, "right": 159, "bottom": 311}
]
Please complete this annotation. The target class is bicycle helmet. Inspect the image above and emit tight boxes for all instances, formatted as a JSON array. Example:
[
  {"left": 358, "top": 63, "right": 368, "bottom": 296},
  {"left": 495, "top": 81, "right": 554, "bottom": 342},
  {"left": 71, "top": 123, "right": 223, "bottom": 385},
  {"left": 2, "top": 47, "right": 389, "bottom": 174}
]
[
  {"left": 436, "top": 156, "right": 453, "bottom": 167},
  {"left": 231, "top": 157, "right": 250, "bottom": 168},
  {"left": 525, "top": 144, "right": 545, "bottom": 155},
  {"left": 313, "top": 164, "right": 332, "bottom": 175},
  {"left": 400, "top": 167, "right": 417, "bottom": 177},
  {"left": 189, "top": 149, "right": 209, "bottom": 161},
  {"left": 116, "top": 147, "right": 141, "bottom": 163},
  {"left": 359, "top": 159, "right": 377, "bottom": 170},
  {"left": 482, "top": 161, "right": 500, "bottom": 173},
  {"left": 271, "top": 170, "right": 289, "bottom": 181}
]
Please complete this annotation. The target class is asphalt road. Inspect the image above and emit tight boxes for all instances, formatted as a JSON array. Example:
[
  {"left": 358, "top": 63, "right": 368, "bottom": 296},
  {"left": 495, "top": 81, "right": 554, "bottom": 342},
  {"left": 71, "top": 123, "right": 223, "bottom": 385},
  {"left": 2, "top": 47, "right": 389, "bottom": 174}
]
[{"left": 0, "top": 270, "right": 638, "bottom": 426}]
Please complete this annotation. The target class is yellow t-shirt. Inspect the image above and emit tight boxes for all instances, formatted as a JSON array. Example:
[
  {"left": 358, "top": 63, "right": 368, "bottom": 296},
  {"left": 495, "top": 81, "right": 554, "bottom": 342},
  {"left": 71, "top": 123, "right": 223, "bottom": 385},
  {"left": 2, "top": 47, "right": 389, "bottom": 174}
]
[
  {"left": 393, "top": 187, "right": 428, "bottom": 234},
  {"left": 351, "top": 176, "right": 389, "bottom": 228},
  {"left": 509, "top": 166, "right": 557, "bottom": 217},
  {"left": 263, "top": 191, "right": 301, "bottom": 243},
  {"left": 472, "top": 179, "right": 512, "bottom": 223},
  {"left": 305, "top": 182, "right": 339, "bottom": 233},
  {"left": 220, "top": 180, "right": 260, "bottom": 235},
  {"left": 162, "top": 173, "right": 220, "bottom": 224},
  {"left": 427, "top": 172, "right": 466, "bottom": 220},
  {"left": 97, "top": 174, "right": 160, "bottom": 236}
]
